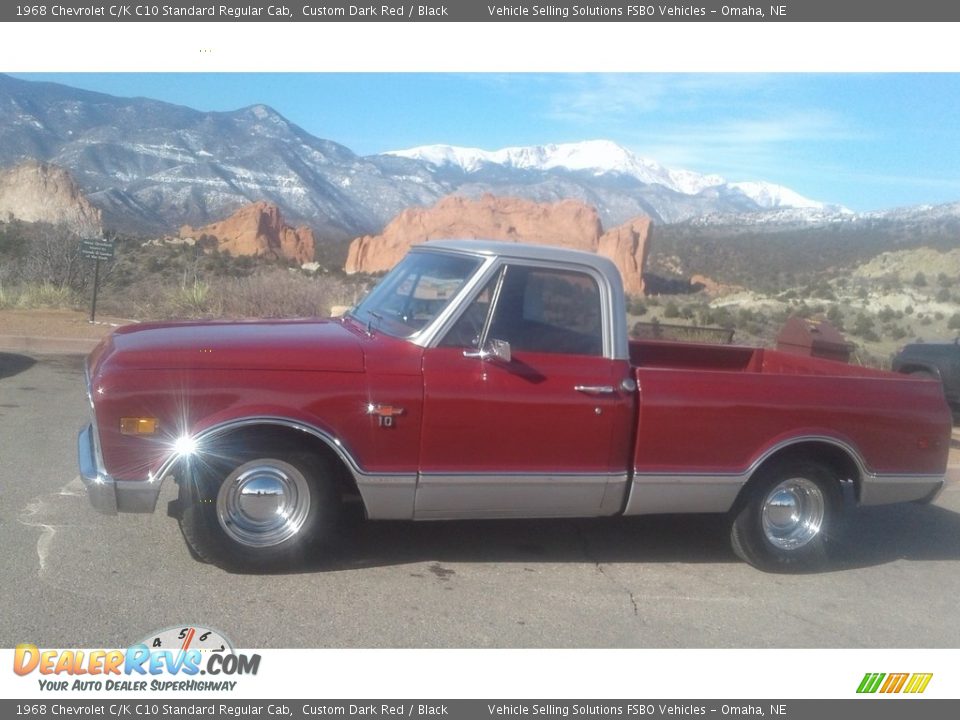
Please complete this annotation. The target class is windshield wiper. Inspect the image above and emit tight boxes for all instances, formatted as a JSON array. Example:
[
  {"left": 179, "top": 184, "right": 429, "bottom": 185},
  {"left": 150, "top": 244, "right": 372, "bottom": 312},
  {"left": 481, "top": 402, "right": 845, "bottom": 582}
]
[{"left": 366, "top": 310, "right": 384, "bottom": 336}]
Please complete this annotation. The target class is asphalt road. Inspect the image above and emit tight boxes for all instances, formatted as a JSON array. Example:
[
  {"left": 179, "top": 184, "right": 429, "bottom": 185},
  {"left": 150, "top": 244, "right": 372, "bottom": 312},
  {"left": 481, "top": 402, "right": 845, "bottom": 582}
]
[{"left": 3, "top": 351, "right": 960, "bottom": 649}]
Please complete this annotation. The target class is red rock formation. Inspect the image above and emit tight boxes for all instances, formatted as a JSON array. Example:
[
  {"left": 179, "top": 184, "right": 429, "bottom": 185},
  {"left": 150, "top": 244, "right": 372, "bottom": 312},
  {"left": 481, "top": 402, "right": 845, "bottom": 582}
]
[
  {"left": 597, "top": 216, "right": 651, "bottom": 295},
  {"left": 0, "top": 160, "right": 103, "bottom": 237},
  {"left": 180, "top": 201, "right": 314, "bottom": 265},
  {"left": 345, "top": 194, "right": 651, "bottom": 294}
]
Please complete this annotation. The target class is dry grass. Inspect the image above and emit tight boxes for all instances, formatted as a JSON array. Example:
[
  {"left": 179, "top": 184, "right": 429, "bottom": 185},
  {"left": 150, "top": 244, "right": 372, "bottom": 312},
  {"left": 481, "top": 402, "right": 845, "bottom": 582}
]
[
  {"left": 0, "top": 281, "right": 81, "bottom": 310},
  {"left": 107, "top": 268, "right": 356, "bottom": 321}
]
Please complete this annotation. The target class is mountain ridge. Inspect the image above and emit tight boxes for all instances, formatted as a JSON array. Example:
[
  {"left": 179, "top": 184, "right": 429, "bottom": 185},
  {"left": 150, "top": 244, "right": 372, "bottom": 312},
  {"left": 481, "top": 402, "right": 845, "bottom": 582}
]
[
  {"left": 0, "top": 73, "right": 871, "bottom": 240},
  {"left": 386, "top": 139, "right": 843, "bottom": 213}
]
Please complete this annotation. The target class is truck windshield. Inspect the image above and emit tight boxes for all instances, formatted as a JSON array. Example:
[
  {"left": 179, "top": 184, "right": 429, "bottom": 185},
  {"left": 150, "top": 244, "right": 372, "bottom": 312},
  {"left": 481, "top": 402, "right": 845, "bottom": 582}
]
[{"left": 349, "top": 251, "right": 482, "bottom": 338}]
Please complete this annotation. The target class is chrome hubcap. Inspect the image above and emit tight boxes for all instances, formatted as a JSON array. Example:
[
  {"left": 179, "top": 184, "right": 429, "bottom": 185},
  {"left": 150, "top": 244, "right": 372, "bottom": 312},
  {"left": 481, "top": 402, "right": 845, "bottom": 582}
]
[
  {"left": 217, "top": 462, "right": 310, "bottom": 548},
  {"left": 761, "top": 477, "right": 825, "bottom": 550}
]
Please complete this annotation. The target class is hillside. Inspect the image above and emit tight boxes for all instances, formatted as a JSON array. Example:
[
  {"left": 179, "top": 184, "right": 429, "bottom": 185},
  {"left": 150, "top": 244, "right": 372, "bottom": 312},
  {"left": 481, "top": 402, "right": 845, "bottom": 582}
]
[
  {"left": 2, "top": 74, "right": 960, "bottom": 368},
  {"left": 648, "top": 209, "right": 960, "bottom": 292}
]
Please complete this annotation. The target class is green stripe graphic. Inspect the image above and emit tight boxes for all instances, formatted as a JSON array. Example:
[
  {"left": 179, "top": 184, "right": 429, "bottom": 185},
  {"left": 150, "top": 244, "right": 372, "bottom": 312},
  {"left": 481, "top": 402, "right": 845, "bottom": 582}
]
[{"left": 857, "top": 673, "right": 886, "bottom": 693}]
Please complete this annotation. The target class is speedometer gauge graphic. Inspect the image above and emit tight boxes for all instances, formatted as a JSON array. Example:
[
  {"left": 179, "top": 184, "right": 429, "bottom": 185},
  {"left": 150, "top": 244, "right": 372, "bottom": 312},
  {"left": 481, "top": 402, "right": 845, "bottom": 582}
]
[{"left": 138, "top": 625, "right": 234, "bottom": 654}]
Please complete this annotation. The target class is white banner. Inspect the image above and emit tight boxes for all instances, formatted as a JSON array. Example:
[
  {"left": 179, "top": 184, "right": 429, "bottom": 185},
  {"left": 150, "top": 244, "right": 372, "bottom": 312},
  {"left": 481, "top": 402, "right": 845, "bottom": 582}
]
[{"left": 2, "top": 648, "right": 957, "bottom": 699}]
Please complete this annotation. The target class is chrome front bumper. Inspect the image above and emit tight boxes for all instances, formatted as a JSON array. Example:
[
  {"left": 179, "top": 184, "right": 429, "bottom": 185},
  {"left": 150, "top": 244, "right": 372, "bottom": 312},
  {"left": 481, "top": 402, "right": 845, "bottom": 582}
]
[{"left": 78, "top": 424, "right": 161, "bottom": 514}]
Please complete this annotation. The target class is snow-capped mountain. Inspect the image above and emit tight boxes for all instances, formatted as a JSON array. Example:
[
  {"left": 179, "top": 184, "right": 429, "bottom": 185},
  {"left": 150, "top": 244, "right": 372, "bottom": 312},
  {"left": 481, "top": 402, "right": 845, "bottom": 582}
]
[
  {"left": 387, "top": 139, "right": 727, "bottom": 194},
  {"left": 387, "top": 140, "right": 837, "bottom": 213},
  {"left": 0, "top": 74, "right": 855, "bottom": 237},
  {"left": 727, "top": 181, "right": 832, "bottom": 211}
]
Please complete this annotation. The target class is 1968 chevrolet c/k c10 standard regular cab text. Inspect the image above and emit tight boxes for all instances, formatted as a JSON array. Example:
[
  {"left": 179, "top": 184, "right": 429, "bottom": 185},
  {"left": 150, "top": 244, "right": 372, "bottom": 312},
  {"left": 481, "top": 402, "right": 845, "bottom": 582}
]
[{"left": 78, "top": 240, "right": 951, "bottom": 572}]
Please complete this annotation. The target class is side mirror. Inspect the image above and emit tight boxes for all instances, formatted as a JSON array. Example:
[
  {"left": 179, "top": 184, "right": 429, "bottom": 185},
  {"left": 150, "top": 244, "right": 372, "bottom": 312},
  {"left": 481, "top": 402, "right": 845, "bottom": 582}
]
[
  {"left": 463, "top": 338, "right": 512, "bottom": 363},
  {"left": 487, "top": 338, "right": 512, "bottom": 363}
]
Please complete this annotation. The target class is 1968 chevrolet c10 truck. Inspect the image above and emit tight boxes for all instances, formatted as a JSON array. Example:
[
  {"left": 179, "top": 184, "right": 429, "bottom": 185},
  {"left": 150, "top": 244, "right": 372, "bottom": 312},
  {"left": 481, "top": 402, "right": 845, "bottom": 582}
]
[{"left": 79, "top": 240, "right": 951, "bottom": 572}]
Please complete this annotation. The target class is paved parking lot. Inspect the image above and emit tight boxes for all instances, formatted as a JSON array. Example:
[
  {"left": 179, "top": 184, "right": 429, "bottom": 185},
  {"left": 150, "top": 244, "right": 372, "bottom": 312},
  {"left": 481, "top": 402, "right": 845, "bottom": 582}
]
[{"left": 3, "top": 350, "right": 960, "bottom": 649}]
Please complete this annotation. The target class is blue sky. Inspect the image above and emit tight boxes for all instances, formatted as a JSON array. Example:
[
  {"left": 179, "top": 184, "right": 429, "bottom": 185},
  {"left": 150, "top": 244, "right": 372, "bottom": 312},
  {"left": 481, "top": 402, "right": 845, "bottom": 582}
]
[{"left": 13, "top": 72, "right": 960, "bottom": 213}]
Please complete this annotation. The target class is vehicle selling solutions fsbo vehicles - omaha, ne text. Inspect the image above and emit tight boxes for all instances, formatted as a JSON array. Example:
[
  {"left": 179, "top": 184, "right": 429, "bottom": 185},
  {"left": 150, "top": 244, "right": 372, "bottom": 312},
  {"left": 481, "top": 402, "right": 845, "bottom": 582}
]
[{"left": 78, "top": 240, "right": 951, "bottom": 571}]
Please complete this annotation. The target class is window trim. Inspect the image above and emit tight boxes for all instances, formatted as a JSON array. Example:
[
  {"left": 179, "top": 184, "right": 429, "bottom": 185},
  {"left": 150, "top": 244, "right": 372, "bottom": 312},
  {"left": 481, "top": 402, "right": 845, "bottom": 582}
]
[
  {"left": 355, "top": 250, "right": 495, "bottom": 342},
  {"left": 426, "top": 258, "right": 615, "bottom": 359}
]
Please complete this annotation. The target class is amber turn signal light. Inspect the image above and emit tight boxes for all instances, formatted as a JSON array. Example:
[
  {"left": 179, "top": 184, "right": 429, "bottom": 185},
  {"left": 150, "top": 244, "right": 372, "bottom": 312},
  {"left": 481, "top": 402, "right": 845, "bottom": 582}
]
[{"left": 120, "top": 417, "right": 158, "bottom": 435}]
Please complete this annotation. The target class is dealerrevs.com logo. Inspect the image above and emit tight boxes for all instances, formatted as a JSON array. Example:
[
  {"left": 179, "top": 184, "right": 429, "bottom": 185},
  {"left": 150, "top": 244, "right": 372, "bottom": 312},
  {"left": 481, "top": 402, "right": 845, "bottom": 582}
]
[
  {"left": 857, "top": 672, "right": 933, "bottom": 694},
  {"left": 13, "top": 626, "right": 260, "bottom": 692}
]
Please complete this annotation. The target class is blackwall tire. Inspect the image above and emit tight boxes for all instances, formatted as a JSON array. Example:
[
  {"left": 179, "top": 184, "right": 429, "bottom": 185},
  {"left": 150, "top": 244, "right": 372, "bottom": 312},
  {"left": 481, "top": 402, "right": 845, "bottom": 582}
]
[
  {"left": 729, "top": 460, "right": 841, "bottom": 572},
  {"left": 178, "top": 452, "right": 340, "bottom": 572}
]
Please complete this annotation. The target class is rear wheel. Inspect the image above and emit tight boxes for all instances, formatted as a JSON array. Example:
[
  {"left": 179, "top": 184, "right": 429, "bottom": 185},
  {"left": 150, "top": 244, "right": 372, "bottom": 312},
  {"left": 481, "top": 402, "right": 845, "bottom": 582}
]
[
  {"left": 729, "top": 460, "right": 841, "bottom": 572},
  {"left": 178, "top": 451, "right": 340, "bottom": 572}
]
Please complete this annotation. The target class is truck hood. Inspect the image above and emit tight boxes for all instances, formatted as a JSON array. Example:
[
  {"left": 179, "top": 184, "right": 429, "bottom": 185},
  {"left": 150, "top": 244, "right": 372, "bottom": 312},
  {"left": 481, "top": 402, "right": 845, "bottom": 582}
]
[{"left": 94, "top": 319, "right": 365, "bottom": 374}]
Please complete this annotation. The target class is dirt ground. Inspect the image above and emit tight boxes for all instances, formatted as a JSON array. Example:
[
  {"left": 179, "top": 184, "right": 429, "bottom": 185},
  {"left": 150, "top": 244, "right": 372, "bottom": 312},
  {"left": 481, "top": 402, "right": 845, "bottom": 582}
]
[{"left": 0, "top": 308, "right": 135, "bottom": 339}]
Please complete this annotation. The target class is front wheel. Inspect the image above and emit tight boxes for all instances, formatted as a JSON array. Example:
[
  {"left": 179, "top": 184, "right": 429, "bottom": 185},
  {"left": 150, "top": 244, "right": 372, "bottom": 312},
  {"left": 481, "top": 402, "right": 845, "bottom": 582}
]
[
  {"left": 178, "top": 452, "right": 340, "bottom": 572},
  {"left": 729, "top": 460, "right": 841, "bottom": 572}
]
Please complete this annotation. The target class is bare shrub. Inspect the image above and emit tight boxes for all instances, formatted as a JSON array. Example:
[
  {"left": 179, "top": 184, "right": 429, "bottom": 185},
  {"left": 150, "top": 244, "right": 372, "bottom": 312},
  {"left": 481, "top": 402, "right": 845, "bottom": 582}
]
[
  {"left": 117, "top": 268, "right": 354, "bottom": 321},
  {"left": 211, "top": 270, "right": 351, "bottom": 318},
  {"left": 18, "top": 223, "right": 90, "bottom": 292}
]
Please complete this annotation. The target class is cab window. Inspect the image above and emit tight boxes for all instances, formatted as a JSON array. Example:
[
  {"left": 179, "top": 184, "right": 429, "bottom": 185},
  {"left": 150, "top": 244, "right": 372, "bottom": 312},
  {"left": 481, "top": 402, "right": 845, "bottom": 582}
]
[{"left": 441, "top": 265, "right": 604, "bottom": 356}]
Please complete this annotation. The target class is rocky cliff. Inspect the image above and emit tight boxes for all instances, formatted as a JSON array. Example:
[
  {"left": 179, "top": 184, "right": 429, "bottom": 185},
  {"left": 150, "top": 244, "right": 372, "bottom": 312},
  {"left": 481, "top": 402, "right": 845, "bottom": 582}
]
[
  {"left": 345, "top": 194, "right": 651, "bottom": 294},
  {"left": 597, "top": 216, "right": 652, "bottom": 295},
  {"left": 0, "top": 160, "right": 103, "bottom": 237},
  {"left": 180, "top": 201, "right": 315, "bottom": 265}
]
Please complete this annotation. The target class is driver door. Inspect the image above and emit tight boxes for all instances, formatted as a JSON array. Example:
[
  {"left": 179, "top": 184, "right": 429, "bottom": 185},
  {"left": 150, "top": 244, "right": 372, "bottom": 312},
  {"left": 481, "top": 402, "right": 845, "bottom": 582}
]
[{"left": 417, "top": 262, "right": 633, "bottom": 519}]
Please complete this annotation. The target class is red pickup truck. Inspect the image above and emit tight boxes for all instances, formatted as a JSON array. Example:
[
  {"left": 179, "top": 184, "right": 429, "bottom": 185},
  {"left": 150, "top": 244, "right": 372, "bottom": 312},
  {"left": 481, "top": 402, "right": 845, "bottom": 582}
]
[{"left": 79, "top": 240, "right": 951, "bottom": 572}]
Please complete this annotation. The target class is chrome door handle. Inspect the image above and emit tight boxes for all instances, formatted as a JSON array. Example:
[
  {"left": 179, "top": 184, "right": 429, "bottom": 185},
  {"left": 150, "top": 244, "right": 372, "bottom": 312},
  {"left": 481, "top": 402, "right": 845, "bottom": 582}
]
[{"left": 574, "top": 385, "right": 615, "bottom": 396}]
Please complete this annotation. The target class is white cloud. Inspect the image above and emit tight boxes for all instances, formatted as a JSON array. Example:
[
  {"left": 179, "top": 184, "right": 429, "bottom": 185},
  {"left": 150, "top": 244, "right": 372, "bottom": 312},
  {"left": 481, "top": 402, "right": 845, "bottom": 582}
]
[
  {"left": 541, "top": 73, "right": 776, "bottom": 125},
  {"left": 500, "top": 74, "right": 859, "bottom": 180},
  {"left": 635, "top": 111, "right": 863, "bottom": 176}
]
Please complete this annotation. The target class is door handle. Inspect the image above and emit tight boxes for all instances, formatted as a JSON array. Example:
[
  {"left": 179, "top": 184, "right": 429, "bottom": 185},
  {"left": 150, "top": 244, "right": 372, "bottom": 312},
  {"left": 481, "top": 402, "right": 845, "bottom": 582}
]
[{"left": 574, "top": 385, "right": 615, "bottom": 396}]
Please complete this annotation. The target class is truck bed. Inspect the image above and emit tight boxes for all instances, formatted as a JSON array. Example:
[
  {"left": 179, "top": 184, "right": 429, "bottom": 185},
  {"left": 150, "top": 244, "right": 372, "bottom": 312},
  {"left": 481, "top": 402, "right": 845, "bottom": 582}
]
[
  {"left": 630, "top": 339, "right": 892, "bottom": 378},
  {"left": 627, "top": 339, "right": 950, "bottom": 478}
]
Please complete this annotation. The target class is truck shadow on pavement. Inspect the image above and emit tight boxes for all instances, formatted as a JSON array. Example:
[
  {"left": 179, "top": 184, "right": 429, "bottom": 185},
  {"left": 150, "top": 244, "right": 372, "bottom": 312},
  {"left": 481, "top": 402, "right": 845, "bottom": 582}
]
[
  {"left": 831, "top": 502, "right": 960, "bottom": 570},
  {"left": 272, "top": 500, "right": 960, "bottom": 574},
  {"left": 0, "top": 352, "right": 37, "bottom": 380},
  {"left": 316, "top": 513, "right": 739, "bottom": 572}
]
